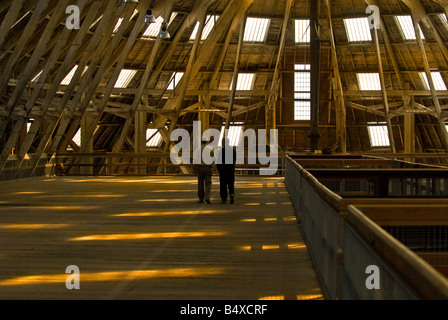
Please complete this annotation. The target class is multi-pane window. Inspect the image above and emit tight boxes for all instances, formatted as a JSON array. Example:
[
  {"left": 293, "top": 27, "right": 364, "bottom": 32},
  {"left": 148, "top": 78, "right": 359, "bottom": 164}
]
[
  {"left": 419, "top": 72, "right": 447, "bottom": 91},
  {"left": 344, "top": 17, "right": 372, "bottom": 42},
  {"left": 395, "top": 15, "right": 425, "bottom": 40},
  {"left": 294, "top": 64, "right": 311, "bottom": 120},
  {"left": 72, "top": 128, "right": 81, "bottom": 147},
  {"left": 243, "top": 17, "right": 270, "bottom": 42},
  {"left": 61, "top": 65, "right": 88, "bottom": 86},
  {"left": 190, "top": 15, "right": 219, "bottom": 40},
  {"left": 232, "top": 73, "right": 255, "bottom": 91},
  {"left": 114, "top": 69, "right": 137, "bottom": 88},
  {"left": 113, "top": 10, "right": 139, "bottom": 33},
  {"left": 220, "top": 123, "right": 244, "bottom": 147},
  {"left": 368, "top": 123, "right": 390, "bottom": 147},
  {"left": 142, "top": 13, "right": 177, "bottom": 38},
  {"left": 167, "top": 72, "right": 184, "bottom": 90},
  {"left": 295, "top": 19, "right": 310, "bottom": 43},
  {"left": 146, "top": 129, "right": 163, "bottom": 148},
  {"left": 357, "top": 73, "right": 382, "bottom": 91}
]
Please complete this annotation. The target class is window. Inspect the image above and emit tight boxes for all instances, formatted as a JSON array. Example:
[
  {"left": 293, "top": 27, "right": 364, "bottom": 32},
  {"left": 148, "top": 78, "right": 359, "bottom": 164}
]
[
  {"left": 219, "top": 123, "right": 244, "bottom": 147},
  {"left": 440, "top": 14, "right": 448, "bottom": 29},
  {"left": 294, "top": 64, "right": 311, "bottom": 120},
  {"left": 72, "top": 128, "right": 81, "bottom": 147},
  {"left": 357, "top": 73, "right": 382, "bottom": 91},
  {"left": 61, "top": 65, "right": 88, "bottom": 86},
  {"left": 190, "top": 15, "right": 219, "bottom": 40},
  {"left": 146, "top": 129, "right": 163, "bottom": 148},
  {"left": 142, "top": 13, "right": 177, "bottom": 38},
  {"left": 167, "top": 72, "right": 184, "bottom": 90},
  {"left": 368, "top": 123, "right": 390, "bottom": 147},
  {"left": 114, "top": 69, "right": 137, "bottom": 88},
  {"left": 243, "top": 17, "right": 270, "bottom": 42},
  {"left": 295, "top": 19, "right": 310, "bottom": 43},
  {"left": 419, "top": 72, "right": 447, "bottom": 91},
  {"left": 343, "top": 17, "right": 372, "bottom": 42},
  {"left": 232, "top": 73, "right": 255, "bottom": 91},
  {"left": 113, "top": 10, "right": 139, "bottom": 33},
  {"left": 395, "top": 15, "right": 424, "bottom": 40}
]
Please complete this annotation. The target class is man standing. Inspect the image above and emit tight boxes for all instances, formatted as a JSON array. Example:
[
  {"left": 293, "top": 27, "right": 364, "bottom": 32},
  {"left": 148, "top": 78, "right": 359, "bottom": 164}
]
[
  {"left": 217, "top": 138, "right": 236, "bottom": 204},
  {"left": 197, "top": 140, "right": 213, "bottom": 204}
]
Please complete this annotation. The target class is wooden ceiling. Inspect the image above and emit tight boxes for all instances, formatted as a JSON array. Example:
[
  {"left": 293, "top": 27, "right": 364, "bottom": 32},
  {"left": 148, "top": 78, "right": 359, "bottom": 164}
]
[{"left": 1, "top": 0, "right": 448, "bottom": 175}]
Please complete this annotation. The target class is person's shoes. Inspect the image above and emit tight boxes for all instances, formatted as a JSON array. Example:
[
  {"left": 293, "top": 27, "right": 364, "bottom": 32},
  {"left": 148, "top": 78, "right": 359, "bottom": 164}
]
[
  {"left": 198, "top": 200, "right": 204, "bottom": 203},
  {"left": 230, "top": 195, "right": 235, "bottom": 204},
  {"left": 206, "top": 200, "right": 211, "bottom": 204},
  {"left": 221, "top": 200, "right": 226, "bottom": 204}
]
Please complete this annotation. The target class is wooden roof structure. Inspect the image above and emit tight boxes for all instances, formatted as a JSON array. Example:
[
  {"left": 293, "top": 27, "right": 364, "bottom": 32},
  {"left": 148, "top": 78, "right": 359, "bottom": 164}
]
[{"left": 1, "top": 0, "right": 448, "bottom": 177}]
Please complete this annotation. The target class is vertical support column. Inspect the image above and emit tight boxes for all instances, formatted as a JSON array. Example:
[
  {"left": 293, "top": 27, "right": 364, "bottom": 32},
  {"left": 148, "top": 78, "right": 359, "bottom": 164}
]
[
  {"left": 412, "top": 15, "right": 448, "bottom": 152},
  {"left": 372, "top": 22, "right": 396, "bottom": 153},
  {"left": 134, "top": 111, "right": 147, "bottom": 175},
  {"left": 404, "top": 83, "right": 415, "bottom": 162},
  {"left": 326, "top": 0, "right": 346, "bottom": 154},
  {"left": 80, "top": 114, "right": 94, "bottom": 175},
  {"left": 310, "top": 0, "right": 321, "bottom": 152}
]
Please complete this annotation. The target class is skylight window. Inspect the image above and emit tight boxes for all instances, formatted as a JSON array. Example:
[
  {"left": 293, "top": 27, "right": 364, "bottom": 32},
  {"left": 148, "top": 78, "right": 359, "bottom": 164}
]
[
  {"left": 219, "top": 123, "right": 244, "bottom": 147},
  {"left": 61, "top": 65, "right": 88, "bottom": 86},
  {"left": 167, "top": 72, "right": 184, "bottom": 90},
  {"left": 243, "top": 17, "right": 270, "bottom": 42},
  {"left": 294, "top": 64, "right": 311, "bottom": 120},
  {"left": 420, "top": 72, "right": 447, "bottom": 91},
  {"left": 357, "top": 73, "right": 382, "bottom": 91},
  {"left": 190, "top": 15, "right": 219, "bottom": 40},
  {"left": 142, "top": 13, "right": 177, "bottom": 38},
  {"left": 146, "top": 129, "right": 163, "bottom": 148},
  {"left": 232, "top": 73, "right": 255, "bottom": 91},
  {"left": 368, "top": 123, "right": 390, "bottom": 147},
  {"left": 72, "top": 128, "right": 81, "bottom": 147},
  {"left": 295, "top": 19, "right": 310, "bottom": 43},
  {"left": 114, "top": 69, "right": 137, "bottom": 88},
  {"left": 395, "top": 15, "right": 425, "bottom": 40},
  {"left": 344, "top": 17, "right": 372, "bottom": 42},
  {"left": 440, "top": 14, "right": 448, "bottom": 29},
  {"left": 113, "top": 10, "right": 139, "bottom": 33}
]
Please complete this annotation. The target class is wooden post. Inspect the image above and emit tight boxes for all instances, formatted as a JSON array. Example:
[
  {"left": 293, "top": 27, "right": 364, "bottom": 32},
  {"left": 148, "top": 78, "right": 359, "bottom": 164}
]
[
  {"left": 412, "top": 15, "right": 448, "bottom": 151},
  {"left": 80, "top": 114, "right": 94, "bottom": 176},
  {"left": 225, "top": 14, "right": 246, "bottom": 132},
  {"left": 310, "top": 0, "right": 321, "bottom": 152},
  {"left": 372, "top": 20, "right": 396, "bottom": 153},
  {"left": 325, "top": 0, "right": 346, "bottom": 153},
  {"left": 134, "top": 111, "right": 147, "bottom": 175}
]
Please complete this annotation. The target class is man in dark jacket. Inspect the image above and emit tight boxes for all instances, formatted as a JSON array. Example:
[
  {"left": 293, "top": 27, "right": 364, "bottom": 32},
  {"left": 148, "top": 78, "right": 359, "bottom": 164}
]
[{"left": 217, "top": 138, "right": 237, "bottom": 204}]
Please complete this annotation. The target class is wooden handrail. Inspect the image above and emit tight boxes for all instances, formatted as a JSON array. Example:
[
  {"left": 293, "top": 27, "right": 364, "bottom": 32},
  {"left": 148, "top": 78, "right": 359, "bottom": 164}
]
[{"left": 346, "top": 205, "right": 448, "bottom": 300}]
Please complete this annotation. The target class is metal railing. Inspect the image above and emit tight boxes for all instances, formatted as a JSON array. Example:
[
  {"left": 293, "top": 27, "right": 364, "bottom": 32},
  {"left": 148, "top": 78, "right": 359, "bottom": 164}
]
[{"left": 285, "top": 155, "right": 448, "bottom": 300}]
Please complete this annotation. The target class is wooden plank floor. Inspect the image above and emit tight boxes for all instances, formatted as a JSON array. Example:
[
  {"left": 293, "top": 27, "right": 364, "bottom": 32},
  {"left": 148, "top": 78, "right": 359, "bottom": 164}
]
[{"left": 0, "top": 176, "right": 323, "bottom": 300}]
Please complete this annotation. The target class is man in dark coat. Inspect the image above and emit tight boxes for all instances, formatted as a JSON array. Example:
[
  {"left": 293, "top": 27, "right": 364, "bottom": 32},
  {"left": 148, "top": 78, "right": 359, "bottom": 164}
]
[{"left": 217, "top": 138, "right": 237, "bottom": 204}]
